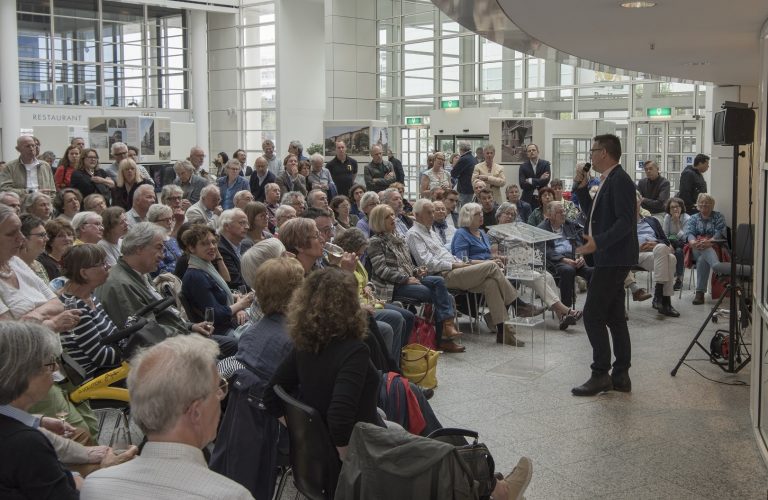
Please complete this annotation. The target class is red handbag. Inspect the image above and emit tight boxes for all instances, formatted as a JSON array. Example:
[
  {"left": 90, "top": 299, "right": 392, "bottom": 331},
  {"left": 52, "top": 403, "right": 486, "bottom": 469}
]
[{"left": 408, "top": 304, "right": 436, "bottom": 349}]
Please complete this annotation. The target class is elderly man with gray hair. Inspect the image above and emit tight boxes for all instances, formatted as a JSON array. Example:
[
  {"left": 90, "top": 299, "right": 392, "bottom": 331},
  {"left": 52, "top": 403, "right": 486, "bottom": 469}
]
[
  {"left": 0, "top": 191, "right": 21, "bottom": 213},
  {"left": 450, "top": 141, "right": 478, "bottom": 205},
  {"left": 217, "top": 208, "right": 250, "bottom": 291},
  {"left": 81, "top": 335, "right": 251, "bottom": 499},
  {"left": 185, "top": 184, "right": 222, "bottom": 228},
  {"left": 126, "top": 184, "right": 156, "bottom": 228},
  {"left": 95, "top": 222, "right": 236, "bottom": 357},
  {"left": 307, "top": 153, "right": 335, "bottom": 197},
  {"left": 173, "top": 160, "right": 209, "bottom": 205},
  {"left": 281, "top": 191, "right": 306, "bottom": 215},
  {"left": 287, "top": 139, "right": 308, "bottom": 162}
]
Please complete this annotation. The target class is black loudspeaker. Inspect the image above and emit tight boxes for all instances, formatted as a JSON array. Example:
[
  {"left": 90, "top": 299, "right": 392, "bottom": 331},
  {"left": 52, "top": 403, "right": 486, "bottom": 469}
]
[{"left": 713, "top": 107, "right": 755, "bottom": 146}]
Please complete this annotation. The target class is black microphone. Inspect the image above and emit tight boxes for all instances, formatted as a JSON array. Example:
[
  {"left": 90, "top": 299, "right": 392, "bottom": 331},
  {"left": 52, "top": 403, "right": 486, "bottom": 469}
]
[{"left": 583, "top": 162, "right": 591, "bottom": 172}]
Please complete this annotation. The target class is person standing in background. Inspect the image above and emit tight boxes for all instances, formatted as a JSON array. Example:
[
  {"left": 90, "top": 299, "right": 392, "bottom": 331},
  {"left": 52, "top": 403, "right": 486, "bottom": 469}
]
[
  {"left": 677, "top": 153, "right": 709, "bottom": 215},
  {"left": 518, "top": 144, "right": 551, "bottom": 206}
]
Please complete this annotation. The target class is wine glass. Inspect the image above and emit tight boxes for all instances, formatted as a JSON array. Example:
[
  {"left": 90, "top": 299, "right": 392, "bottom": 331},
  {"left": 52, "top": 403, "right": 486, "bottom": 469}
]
[
  {"left": 324, "top": 242, "right": 344, "bottom": 265},
  {"left": 460, "top": 251, "right": 469, "bottom": 263},
  {"left": 111, "top": 427, "right": 131, "bottom": 455},
  {"left": 64, "top": 296, "right": 78, "bottom": 310},
  {"left": 204, "top": 307, "right": 215, "bottom": 325}
]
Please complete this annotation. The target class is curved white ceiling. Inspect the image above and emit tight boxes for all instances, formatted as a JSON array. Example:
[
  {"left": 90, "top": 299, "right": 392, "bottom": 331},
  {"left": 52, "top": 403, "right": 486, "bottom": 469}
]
[{"left": 434, "top": 0, "right": 767, "bottom": 85}]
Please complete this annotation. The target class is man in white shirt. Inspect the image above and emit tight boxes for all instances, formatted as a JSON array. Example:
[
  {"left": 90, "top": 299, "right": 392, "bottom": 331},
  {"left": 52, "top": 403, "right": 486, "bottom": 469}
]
[
  {"left": 0, "top": 135, "right": 56, "bottom": 197},
  {"left": 126, "top": 185, "right": 156, "bottom": 228},
  {"left": 406, "top": 199, "right": 544, "bottom": 346},
  {"left": 185, "top": 184, "right": 222, "bottom": 228},
  {"left": 81, "top": 335, "right": 252, "bottom": 500}
]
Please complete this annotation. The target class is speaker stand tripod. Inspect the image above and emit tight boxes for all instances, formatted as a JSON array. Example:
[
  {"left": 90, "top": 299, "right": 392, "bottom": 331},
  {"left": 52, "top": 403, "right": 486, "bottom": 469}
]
[
  {"left": 671, "top": 282, "right": 751, "bottom": 375},
  {"left": 671, "top": 144, "right": 752, "bottom": 376}
]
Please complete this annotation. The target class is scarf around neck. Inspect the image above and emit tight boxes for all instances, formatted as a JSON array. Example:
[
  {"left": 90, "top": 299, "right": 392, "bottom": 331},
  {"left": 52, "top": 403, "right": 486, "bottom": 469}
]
[{"left": 188, "top": 254, "right": 233, "bottom": 305}]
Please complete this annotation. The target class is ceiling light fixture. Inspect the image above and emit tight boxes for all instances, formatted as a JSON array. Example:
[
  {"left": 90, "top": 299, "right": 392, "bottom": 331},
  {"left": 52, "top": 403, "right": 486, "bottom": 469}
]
[{"left": 620, "top": 1, "right": 656, "bottom": 8}]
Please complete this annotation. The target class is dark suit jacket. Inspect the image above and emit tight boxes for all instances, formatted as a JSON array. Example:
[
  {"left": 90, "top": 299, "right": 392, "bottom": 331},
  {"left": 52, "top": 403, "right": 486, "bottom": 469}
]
[
  {"left": 574, "top": 165, "right": 638, "bottom": 267},
  {"left": 218, "top": 237, "right": 246, "bottom": 290},
  {"left": 389, "top": 155, "right": 404, "bottom": 184},
  {"left": 637, "top": 176, "right": 670, "bottom": 213},
  {"left": 518, "top": 159, "right": 551, "bottom": 205},
  {"left": 249, "top": 171, "right": 277, "bottom": 202},
  {"left": 538, "top": 219, "right": 585, "bottom": 268},
  {"left": 451, "top": 152, "right": 477, "bottom": 195}
]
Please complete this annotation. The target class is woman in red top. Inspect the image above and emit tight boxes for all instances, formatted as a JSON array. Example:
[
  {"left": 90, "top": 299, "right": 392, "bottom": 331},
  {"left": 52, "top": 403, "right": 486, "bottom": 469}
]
[{"left": 54, "top": 145, "right": 81, "bottom": 190}]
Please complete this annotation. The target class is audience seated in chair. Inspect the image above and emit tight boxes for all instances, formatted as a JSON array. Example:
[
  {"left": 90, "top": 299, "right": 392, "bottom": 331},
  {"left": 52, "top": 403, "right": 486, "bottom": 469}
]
[
  {"left": 537, "top": 201, "right": 593, "bottom": 310},
  {"left": 633, "top": 191, "right": 680, "bottom": 317},
  {"left": 406, "top": 199, "right": 544, "bottom": 346},
  {"left": 211, "top": 257, "right": 304, "bottom": 499},
  {"left": 454, "top": 202, "right": 581, "bottom": 332},
  {"left": 684, "top": 193, "right": 727, "bottom": 305},
  {"left": 367, "top": 204, "right": 464, "bottom": 353},
  {"left": 181, "top": 224, "right": 253, "bottom": 337},
  {"left": 96, "top": 222, "right": 237, "bottom": 358},
  {"left": 81, "top": 335, "right": 251, "bottom": 499},
  {"left": 662, "top": 197, "right": 690, "bottom": 291}
]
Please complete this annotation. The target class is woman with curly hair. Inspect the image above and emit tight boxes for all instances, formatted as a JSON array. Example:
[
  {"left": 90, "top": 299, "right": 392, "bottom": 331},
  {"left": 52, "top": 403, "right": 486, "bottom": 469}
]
[{"left": 264, "top": 267, "right": 381, "bottom": 457}]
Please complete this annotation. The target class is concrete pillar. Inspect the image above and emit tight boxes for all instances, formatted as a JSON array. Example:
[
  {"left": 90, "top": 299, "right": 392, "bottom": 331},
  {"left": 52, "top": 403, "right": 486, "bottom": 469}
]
[
  {"left": 0, "top": 0, "right": 21, "bottom": 159},
  {"left": 324, "top": 0, "right": 376, "bottom": 122},
  {"left": 189, "top": 10, "right": 210, "bottom": 161}
]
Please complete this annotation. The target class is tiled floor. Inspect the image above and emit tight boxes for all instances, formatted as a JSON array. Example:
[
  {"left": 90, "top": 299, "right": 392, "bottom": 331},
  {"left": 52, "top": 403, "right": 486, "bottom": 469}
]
[{"left": 432, "top": 276, "right": 768, "bottom": 499}]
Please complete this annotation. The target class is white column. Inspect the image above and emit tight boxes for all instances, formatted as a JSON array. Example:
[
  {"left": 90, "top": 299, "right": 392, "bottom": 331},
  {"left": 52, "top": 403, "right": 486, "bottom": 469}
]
[
  {"left": 189, "top": 10, "right": 210, "bottom": 161},
  {"left": 0, "top": 0, "right": 21, "bottom": 159}
]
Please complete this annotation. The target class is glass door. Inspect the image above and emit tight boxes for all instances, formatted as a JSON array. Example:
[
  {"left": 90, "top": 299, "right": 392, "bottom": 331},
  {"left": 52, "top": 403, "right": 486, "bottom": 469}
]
[
  {"left": 401, "top": 126, "right": 430, "bottom": 200},
  {"left": 632, "top": 119, "right": 701, "bottom": 192}
]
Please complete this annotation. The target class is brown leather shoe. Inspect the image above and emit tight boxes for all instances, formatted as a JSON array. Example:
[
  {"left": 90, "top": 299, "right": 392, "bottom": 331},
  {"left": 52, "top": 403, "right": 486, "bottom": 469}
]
[
  {"left": 692, "top": 291, "right": 705, "bottom": 305},
  {"left": 503, "top": 328, "right": 525, "bottom": 347},
  {"left": 442, "top": 319, "right": 462, "bottom": 339},
  {"left": 515, "top": 303, "right": 546, "bottom": 318},
  {"left": 632, "top": 288, "right": 652, "bottom": 301},
  {"left": 439, "top": 340, "right": 466, "bottom": 353}
]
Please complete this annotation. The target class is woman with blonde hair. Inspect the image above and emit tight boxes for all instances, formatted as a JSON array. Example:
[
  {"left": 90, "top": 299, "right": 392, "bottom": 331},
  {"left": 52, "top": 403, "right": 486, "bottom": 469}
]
[
  {"left": 421, "top": 151, "right": 452, "bottom": 195},
  {"left": 367, "top": 204, "right": 464, "bottom": 353},
  {"left": 111, "top": 158, "right": 152, "bottom": 210}
]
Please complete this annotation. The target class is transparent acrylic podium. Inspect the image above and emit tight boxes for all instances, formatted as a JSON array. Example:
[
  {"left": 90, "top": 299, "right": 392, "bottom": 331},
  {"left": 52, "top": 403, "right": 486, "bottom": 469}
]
[{"left": 486, "top": 222, "right": 560, "bottom": 379}]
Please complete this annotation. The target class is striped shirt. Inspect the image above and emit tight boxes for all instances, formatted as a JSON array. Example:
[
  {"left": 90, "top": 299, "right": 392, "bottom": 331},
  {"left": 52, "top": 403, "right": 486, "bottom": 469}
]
[{"left": 59, "top": 293, "right": 121, "bottom": 377}]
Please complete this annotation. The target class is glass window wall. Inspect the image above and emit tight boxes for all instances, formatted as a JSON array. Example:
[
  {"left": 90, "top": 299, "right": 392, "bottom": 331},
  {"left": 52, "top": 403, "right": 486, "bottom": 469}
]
[{"left": 17, "top": 0, "right": 189, "bottom": 108}]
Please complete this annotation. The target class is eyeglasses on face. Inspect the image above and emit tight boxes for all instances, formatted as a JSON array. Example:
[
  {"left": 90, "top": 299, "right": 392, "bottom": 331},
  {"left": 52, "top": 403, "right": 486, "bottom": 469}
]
[
  {"left": 216, "top": 377, "right": 229, "bottom": 399},
  {"left": 43, "top": 360, "right": 59, "bottom": 372}
]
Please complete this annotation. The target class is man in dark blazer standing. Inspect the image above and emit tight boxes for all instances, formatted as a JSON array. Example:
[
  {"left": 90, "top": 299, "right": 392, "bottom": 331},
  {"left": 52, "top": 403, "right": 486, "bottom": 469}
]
[
  {"left": 450, "top": 141, "right": 477, "bottom": 205},
  {"left": 518, "top": 144, "right": 551, "bottom": 206},
  {"left": 573, "top": 134, "right": 638, "bottom": 396}
]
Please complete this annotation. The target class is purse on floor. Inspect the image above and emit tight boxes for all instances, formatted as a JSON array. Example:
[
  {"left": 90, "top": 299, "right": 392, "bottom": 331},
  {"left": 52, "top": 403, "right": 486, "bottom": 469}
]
[
  {"left": 428, "top": 427, "right": 498, "bottom": 500},
  {"left": 401, "top": 343, "right": 439, "bottom": 389}
]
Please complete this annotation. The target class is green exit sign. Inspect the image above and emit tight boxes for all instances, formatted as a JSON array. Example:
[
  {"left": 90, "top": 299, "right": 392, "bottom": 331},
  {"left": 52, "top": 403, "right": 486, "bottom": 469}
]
[
  {"left": 441, "top": 99, "right": 460, "bottom": 109},
  {"left": 647, "top": 107, "right": 672, "bottom": 117},
  {"left": 405, "top": 117, "right": 422, "bottom": 125}
]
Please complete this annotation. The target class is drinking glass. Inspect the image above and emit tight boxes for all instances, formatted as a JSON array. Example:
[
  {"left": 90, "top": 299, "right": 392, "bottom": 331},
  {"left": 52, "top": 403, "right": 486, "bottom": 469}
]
[{"left": 204, "top": 307, "right": 215, "bottom": 325}]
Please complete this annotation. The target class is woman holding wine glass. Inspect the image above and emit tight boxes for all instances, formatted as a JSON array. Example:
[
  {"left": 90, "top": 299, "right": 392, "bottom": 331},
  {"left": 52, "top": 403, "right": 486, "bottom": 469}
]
[{"left": 181, "top": 225, "right": 253, "bottom": 335}]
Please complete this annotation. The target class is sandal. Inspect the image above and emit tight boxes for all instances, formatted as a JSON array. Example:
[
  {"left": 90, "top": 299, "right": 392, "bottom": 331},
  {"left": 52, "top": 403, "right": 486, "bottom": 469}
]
[{"left": 559, "top": 309, "right": 582, "bottom": 331}]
